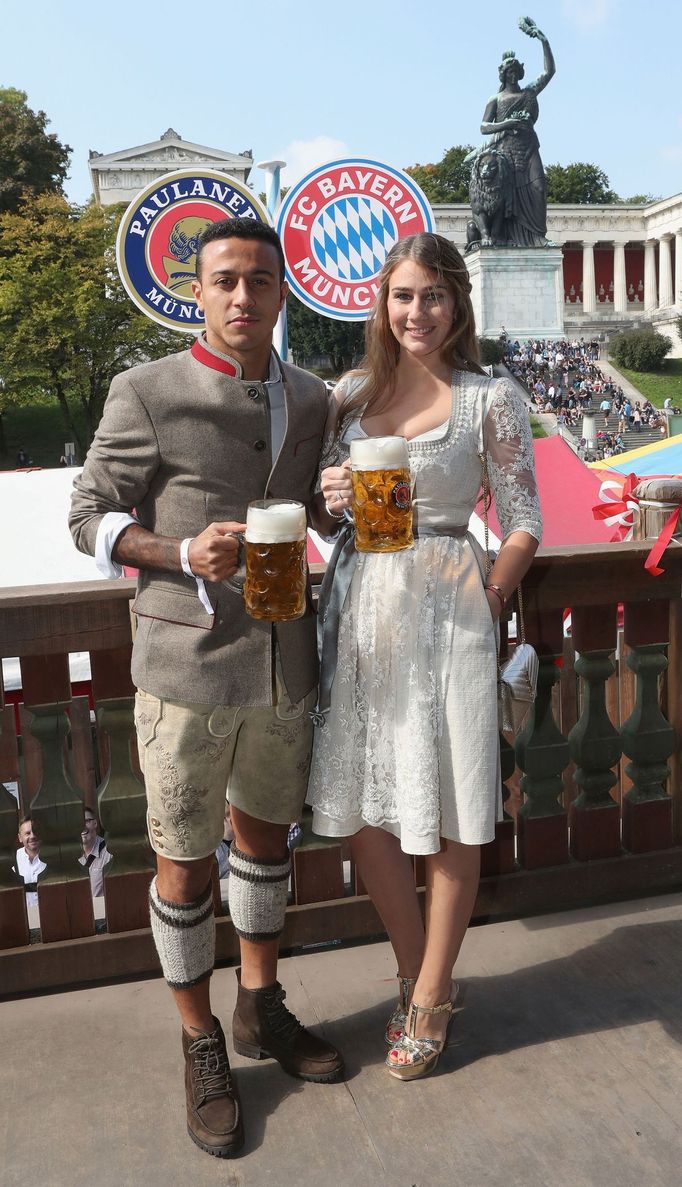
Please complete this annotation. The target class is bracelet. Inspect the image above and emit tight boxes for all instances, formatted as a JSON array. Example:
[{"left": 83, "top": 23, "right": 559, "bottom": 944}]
[
  {"left": 180, "top": 537, "right": 196, "bottom": 578},
  {"left": 484, "top": 583, "right": 507, "bottom": 609},
  {"left": 324, "top": 499, "right": 346, "bottom": 520}
]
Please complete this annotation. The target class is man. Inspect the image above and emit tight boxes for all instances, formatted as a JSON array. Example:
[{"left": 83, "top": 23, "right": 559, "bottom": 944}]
[
  {"left": 14, "top": 816, "right": 46, "bottom": 908},
  {"left": 69, "top": 218, "right": 341, "bottom": 1160},
  {"left": 78, "top": 808, "right": 112, "bottom": 898}
]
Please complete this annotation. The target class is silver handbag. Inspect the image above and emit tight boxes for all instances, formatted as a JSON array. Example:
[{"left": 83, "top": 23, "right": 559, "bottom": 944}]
[
  {"left": 499, "top": 637, "right": 539, "bottom": 734},
  {"left": 479, "top": 448, "right": 539, "bottom": 736}
]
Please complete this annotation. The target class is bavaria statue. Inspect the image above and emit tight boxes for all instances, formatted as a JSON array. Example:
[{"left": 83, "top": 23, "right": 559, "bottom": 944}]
[{"left": 465, "top": 16, "right": 556, "bottom": 251}]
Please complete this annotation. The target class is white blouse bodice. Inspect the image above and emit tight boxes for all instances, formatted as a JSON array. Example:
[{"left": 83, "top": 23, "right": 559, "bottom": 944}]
[{"left": 321, "top": 371, "right": 543, "bottom": 542}]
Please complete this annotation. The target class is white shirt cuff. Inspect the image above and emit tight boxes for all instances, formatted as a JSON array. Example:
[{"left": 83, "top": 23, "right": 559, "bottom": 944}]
[{"left": 95, "top": 512, "right": 139, "bottom": 578}]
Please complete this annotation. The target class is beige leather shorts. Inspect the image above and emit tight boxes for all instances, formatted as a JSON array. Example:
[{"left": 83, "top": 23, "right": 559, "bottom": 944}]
[{"left": 134, "top": 679, "right": 314, "bottom": 861}]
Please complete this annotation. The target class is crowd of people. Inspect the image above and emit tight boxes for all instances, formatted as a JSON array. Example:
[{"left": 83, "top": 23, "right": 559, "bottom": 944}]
[
  {"left": 13, "top": 808, "right": 112, "bottom": 906},
  {"left": 502, "top": 336, "right": 673, "bottom": 457},
  {"left": 14, "top": 800, "right": 250, "bottom": 910}
]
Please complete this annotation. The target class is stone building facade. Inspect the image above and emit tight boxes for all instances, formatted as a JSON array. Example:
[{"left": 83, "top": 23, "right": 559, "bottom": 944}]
[
  {"left": 435, "top": 194, "right": 682, "bottom": 349},
  {"left": 88, "top": 128, "right": 253, "bottom": 207}
]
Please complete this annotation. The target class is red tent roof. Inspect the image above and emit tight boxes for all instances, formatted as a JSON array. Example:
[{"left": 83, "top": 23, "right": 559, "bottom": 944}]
[{"left": 482, "top": 435, "right": 614, "bottom": 547}]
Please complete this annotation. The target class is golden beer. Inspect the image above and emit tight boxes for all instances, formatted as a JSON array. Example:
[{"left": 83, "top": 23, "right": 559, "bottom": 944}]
[
  {"left": 244, "top": 500, "right": 307, "bottom": 621},
  {"left": 350, "top": 437, "right": 413, "bottom": 553}
]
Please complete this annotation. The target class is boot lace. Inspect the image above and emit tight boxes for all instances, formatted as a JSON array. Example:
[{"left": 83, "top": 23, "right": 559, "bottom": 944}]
[
  {"left": 189, "top": 1030, "right": 233, "bottom": 1101},
  {"left": 264, "top": 985, "right": 303, "bottom": 1045}
]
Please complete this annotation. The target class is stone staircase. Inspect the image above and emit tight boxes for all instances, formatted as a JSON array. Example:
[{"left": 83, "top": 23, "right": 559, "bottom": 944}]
[{"left": 563, "top": 414, "right": 664, "bottom": 452}]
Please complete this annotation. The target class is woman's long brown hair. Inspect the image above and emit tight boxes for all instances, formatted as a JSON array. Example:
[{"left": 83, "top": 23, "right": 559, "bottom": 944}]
[{"left": 334, "top": 232, "right": 484, "bottom": 432}]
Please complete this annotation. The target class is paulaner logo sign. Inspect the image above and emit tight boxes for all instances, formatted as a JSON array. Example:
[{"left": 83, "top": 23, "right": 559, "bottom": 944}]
[
  {"left": 116, "top": 168, "right": 269, "bottom": 333},
  {"left": 277, "top": 159, "right": 434, "bottom": 321}
]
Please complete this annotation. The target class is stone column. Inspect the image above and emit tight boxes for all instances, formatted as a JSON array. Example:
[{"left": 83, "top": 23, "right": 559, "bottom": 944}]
[
  {"left": 613, "top": 243, "right": 627, "bottom": 314},
  {"left": 582, "top": 243, "right": 596, "bottom": 314},
  {"left": 644, "top": 240, "right": 658, "bottom": 311},
  {"left": 675, "top": 231, "right": 682, "bottom": 307},
  {"left": 659, "top": 236, "right": 674, "bottom": 308}
]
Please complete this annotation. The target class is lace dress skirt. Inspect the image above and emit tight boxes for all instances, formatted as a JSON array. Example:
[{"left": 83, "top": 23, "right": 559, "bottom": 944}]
[{"left": 307, "top": 533, "right": 501, "bottom": 854}]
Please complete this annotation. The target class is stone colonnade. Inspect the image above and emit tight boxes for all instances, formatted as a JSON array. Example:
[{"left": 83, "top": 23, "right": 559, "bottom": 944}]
[{"left": 568, "top": 233, "right": 682, "bottom": 313}]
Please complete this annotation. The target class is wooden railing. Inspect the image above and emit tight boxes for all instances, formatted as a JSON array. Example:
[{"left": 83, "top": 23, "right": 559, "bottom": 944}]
[{"left": 1, "top": 539, "right": 681, "bottom": 997}]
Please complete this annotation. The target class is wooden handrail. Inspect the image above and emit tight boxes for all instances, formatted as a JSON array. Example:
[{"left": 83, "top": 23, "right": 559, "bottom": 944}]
[{"left": 1, "top": 538, "right": 678, "bottom": 612}]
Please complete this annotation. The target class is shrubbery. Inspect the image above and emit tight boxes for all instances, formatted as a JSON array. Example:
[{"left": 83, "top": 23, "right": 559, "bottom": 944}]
[
  {"left": 478, "top": 337, "right": 505, "bottom": 366},
  {"left": 609, "top": 328, "right": 672, "bottom": 372}
]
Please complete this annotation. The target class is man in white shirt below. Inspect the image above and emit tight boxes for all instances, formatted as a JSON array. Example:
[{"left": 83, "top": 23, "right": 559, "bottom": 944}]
[
  {"left": 78, "top": 808, "right": 112, "bottom": 898},
  {"left": 14, "top": 816, "right": 46, "bottom": 908}
]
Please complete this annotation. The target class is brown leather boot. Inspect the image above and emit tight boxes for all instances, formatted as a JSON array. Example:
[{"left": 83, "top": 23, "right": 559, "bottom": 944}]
[
  {"left": 232, "top": 969, "right": 344, "bottom": 1083},
  {"left": 182, "top": 1018, "right": 244, "bottom": 1158}
]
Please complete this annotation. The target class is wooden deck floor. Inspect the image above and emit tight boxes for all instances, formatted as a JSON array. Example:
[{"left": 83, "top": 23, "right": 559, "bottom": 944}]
[{"left": 3, "top": 892, "right": 682, "bottom": 1187}]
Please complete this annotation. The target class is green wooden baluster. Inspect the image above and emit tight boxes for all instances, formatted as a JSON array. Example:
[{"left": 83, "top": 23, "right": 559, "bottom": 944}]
[
  {"left": 500, "top": 731, "right": 515, "bottom": 819},
  {"left": 620, "top": 644, "right": 674, "bottom": 806},
  {"left": 96, "top": 697, "right": 153, "bottom": 874},
  {"left": 567, "top": 645, "right": 622, "bottom": 860},
  {"left": 569, "top": 649, "right": 622, "bottom": 813},
  {"left": 498, "top": 616, "right": 515, "bottom": 822},
  {"left": 516, "top": 654, "right": 569, "bottom": 819},
  {"left": 0, "top": 707, "right": 29, "bottom": 947},
  {"left": 27, "top": 704, "right": 89, "bottom": 883},
  {"left": 0, "top": 699, "right": 20, "bottom": 889},
  {"left": 0, "top": 779, "right": 21, "bottom": 891}
]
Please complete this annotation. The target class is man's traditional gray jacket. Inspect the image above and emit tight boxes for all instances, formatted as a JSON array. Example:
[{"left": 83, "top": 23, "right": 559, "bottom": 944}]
[{"left": 69, "top": 347, "right": 327, "bottom": 706}]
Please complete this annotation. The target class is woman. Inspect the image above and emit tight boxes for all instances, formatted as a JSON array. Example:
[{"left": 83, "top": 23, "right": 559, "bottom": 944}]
[
  {"left": 308, "top": 233, "right": 542, "bottom": 1081},
  {"left": 473, "top": 17, "right": 555, "bottom": 247}
]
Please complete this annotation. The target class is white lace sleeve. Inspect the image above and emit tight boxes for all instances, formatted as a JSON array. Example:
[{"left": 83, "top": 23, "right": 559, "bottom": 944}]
[{"left": 483, "top": 378, "right": 543, "bottom": 542}]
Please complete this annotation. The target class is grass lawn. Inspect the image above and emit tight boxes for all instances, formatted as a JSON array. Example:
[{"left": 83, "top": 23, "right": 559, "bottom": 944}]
[
  {"left": 0, "top": 402, "right": 88, "bottom": 470},
  {"left": 607, "top": 357, "right": 682, "bottom": 408},
  {"left": 530, "top": 416, "right": 548, "bottom": 438}
]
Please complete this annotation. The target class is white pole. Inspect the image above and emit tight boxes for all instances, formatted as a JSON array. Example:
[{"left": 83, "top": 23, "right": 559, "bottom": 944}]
[{"left": 257, "top": 158, "right": 288, "bottom": 360}]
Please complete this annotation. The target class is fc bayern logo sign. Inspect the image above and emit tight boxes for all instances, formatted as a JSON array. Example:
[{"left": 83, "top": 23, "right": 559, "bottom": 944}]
[
  {"left": 116, "top": 168, "right": 269, "bottom": 333},
  {"left": 277, "top": 158, "right": 434, "bottom": 322}
]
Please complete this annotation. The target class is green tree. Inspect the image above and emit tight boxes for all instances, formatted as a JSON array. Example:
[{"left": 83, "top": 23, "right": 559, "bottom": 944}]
[
  {"left": 545, "top": 162, "right": 620, "bottom": 204},
  {"left": 478, "top": 337, "right": 505, "bottom": 366},
  {"left": 286, "top": 296, "right": 364, "bottom": 375},
  {"left": 0, "top": 87, "right": 71, "bottom": 214},
  {"left": 0, "top": 194, "right": 178, "bottom": 453},
  {"left": 624, "top": 193, "right": 659, "bottom": 205},
  {"left": 609, "top": 328, "right": 672, "bottom": 372},
  {"left": 405, "top": 145, "right": 475, "bottom": 204}
]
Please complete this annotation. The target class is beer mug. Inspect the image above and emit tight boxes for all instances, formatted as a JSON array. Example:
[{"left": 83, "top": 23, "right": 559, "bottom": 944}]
[
  {"left": 244, "top": 499, "right": 307, "bottom": 621},
  {"left": 350, "top": 436, "right": 413, "bottom": 553}
]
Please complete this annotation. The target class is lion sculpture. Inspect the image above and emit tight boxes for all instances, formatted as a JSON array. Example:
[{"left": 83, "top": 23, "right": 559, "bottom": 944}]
[{"left": 465, "top": 150, "right": 514, "bottom": 250}]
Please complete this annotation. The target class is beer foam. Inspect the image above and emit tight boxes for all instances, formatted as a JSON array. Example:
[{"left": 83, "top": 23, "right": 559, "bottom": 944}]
[
  {"left": 245, "top": 500, "right": 307, "bottom": 543},
  {"left": 350, "top": 435, "right": 409, "bottom": 470}
]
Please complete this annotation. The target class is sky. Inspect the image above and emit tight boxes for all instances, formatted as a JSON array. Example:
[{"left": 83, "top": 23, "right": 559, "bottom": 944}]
[{"left": 3, "top": 0, "right": 682, "bottom": 208}]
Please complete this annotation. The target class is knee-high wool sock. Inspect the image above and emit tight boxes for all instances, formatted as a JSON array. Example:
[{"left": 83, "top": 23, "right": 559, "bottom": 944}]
[
  {"left": 228, "top": 844, "right": 290, "bottom": 942},
  {"left": 149, "top": 876, "right": 215, "bottom": 990}
]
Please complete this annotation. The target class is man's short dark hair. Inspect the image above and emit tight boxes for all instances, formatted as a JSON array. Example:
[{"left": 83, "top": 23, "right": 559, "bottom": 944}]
[
  {"left": 18, "top": 814, "right": 33, "bottom": 828},
  {"left": 196, "top": 218, "right": 286, "bottom": 282}
]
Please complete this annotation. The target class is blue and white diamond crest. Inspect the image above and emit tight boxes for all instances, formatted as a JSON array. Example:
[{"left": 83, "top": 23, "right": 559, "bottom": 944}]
[
  {"left": 311, "top": 196, "right": 398, "bottom": 282},
  {"left": 278, "top": 158, "right": 434, "bottom": 320}
]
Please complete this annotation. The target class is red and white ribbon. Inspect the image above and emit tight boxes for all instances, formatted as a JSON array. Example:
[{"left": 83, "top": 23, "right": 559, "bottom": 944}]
[
  {"left": 593, "top": 471, "right": 681, "bottom": 575},
  {"left": 593, "top": 473, "right": 640, "bottom": 541}
]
